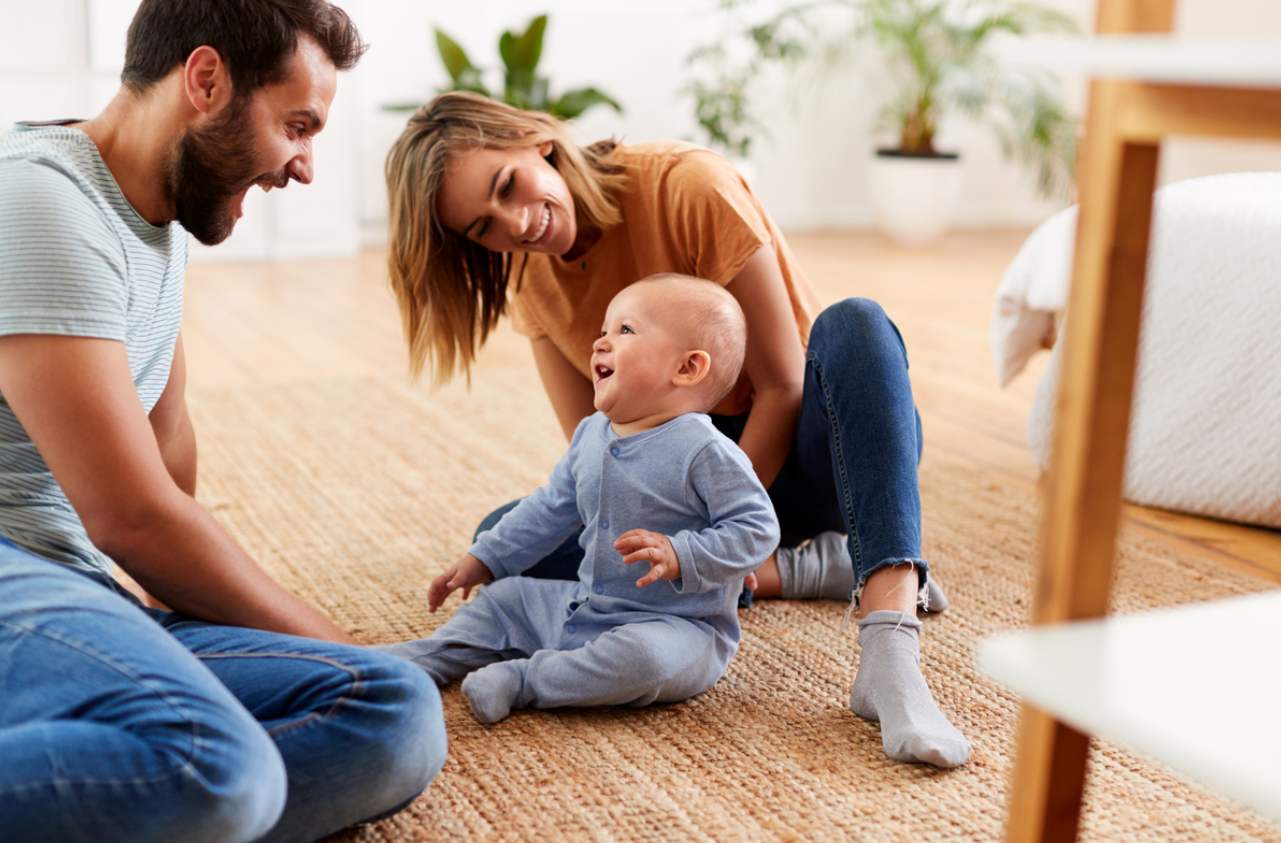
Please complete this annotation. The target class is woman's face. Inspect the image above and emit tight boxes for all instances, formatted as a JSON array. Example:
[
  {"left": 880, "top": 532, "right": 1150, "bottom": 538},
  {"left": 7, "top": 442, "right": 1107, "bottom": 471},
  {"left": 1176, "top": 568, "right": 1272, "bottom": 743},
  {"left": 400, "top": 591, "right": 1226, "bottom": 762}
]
[{"left": 436, "top": 141, "right": 578, "bottom": 256}]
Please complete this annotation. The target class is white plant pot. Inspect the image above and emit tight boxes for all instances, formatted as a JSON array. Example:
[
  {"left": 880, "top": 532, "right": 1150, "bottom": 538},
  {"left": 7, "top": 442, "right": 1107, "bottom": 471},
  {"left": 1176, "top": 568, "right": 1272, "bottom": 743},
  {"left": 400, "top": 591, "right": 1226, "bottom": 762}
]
[{"left": 868, "top": 151, "right": 963, "bottom": 247}]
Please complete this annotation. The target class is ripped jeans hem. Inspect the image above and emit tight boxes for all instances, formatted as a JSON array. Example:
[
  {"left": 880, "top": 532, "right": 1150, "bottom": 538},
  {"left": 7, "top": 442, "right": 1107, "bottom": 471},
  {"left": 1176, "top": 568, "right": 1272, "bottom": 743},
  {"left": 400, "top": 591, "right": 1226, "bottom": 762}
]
[{"left": 843, "top": 558, "right": 930, "bottom": 631}]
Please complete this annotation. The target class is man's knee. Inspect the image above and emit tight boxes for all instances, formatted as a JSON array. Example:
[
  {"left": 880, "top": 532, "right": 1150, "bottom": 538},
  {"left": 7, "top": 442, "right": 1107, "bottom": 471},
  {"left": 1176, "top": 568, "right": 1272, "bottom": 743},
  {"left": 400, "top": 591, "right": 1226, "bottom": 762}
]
[
  {"left": 187, "top": 733, "right": 287, "bottom": 843},
  {"left": 143, "top": 711, "right": 286, "bottom": 843},
  {"left": 349, "top": 651, "right": 448, "bottom": 815}
]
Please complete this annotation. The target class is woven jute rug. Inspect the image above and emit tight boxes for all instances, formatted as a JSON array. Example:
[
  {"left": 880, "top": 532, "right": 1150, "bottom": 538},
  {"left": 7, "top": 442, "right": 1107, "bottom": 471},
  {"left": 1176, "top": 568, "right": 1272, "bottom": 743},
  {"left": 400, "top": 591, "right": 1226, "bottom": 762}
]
[{"left": 186, "top": 373, "right": 1280, "bottom": 842}]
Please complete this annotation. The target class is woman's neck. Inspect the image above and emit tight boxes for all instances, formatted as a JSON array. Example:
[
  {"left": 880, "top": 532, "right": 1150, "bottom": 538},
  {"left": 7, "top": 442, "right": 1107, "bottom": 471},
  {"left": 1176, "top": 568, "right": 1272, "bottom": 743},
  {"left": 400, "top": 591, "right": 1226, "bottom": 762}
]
[{"left": 561, "top": 219, "right": 601, "bottom": 263}]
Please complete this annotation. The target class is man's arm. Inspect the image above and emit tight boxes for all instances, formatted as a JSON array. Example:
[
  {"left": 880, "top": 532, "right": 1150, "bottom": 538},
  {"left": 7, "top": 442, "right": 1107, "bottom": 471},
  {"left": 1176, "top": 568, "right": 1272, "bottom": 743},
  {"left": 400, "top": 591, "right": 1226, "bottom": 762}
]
[
  {"left": 149, "top": 335, "right": 197, "bottom": 495},
  {"left": 0, "top": 333, "right": 352, "bottom": 641}
]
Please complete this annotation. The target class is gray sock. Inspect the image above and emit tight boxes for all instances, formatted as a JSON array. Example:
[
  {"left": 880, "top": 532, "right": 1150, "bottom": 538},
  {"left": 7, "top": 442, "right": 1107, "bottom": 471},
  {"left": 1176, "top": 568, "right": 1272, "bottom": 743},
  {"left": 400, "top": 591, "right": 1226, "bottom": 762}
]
[
  {"left": 461, "top": 661, "right": 523, "bottom": 725},
  {"left": 849, "top": 610, "right": 970, "bottom": 768},
  {"left": 776, "top": 532, "right": 950, "bottom": 612}
]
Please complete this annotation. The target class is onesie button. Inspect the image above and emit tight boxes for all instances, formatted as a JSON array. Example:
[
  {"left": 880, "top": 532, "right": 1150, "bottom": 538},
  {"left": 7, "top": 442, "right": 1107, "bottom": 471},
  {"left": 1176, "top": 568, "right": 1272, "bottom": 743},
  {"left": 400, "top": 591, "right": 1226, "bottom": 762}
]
[
  {"left": 593, "top": 584, "right": 604, "bottom": 594},
  {"left": 609, "top": 446, "right": 621, "bottom": 457},
  {"left": 566, "top": 623, "right": 577, "bottom": 634},
  {"left": 600, "top": 519, "right": 609, "bottom": 529}
]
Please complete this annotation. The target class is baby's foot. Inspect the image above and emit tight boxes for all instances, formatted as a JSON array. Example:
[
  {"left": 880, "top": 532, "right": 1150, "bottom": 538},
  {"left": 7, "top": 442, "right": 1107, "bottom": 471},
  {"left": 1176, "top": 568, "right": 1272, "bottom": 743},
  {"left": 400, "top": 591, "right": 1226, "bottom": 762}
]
[
  {"left": 461, "top": 662, "right": 522, "bottom": 725},
  {"left": 777, "top": 532, "right": 950, "bottom": 612},
  {"left": 849, "top": 610, "right": 970, "bottom": 768}
]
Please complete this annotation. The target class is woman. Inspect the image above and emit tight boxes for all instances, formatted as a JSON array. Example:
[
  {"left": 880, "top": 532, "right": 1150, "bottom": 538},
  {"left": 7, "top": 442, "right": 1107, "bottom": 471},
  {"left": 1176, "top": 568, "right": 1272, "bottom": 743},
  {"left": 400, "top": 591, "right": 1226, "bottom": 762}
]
[{"left": 385, "top": 92, "right": 969, "bottom": 768}]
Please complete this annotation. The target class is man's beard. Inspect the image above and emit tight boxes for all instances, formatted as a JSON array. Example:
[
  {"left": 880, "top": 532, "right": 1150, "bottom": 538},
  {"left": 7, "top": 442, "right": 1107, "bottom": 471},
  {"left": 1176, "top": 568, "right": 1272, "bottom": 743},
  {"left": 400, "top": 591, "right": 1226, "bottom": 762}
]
[{"left": 168, "top": 98, "right": 275, "bottom": 246}]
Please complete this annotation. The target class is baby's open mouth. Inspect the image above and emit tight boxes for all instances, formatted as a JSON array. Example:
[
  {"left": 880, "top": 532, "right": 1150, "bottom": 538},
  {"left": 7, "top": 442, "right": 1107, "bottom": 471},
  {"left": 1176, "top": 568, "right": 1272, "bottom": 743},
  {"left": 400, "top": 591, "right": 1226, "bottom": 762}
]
[{"left": 594, "top": 365, "right": 614, "bottom": 382}]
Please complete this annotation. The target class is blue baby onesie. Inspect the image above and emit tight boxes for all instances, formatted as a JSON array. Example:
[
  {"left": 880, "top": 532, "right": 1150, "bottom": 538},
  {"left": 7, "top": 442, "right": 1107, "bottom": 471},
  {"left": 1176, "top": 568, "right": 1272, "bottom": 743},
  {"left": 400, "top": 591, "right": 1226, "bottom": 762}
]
[{"left": 385, "top": 411, "right": 780, "bottom": 711}]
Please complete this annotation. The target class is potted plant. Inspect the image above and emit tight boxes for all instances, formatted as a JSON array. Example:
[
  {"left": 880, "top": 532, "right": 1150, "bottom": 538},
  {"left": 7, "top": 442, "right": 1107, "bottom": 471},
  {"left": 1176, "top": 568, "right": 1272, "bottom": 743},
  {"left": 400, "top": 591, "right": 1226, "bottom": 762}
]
[
  {"left": 384, "top": 13, "right": 623, "bottom": 120},
  {"left": 699, "top": 0, "right": 1079, "bottom": 245},
  {"left": 682, "top": 43, "right": 773, "bottom": 184}
]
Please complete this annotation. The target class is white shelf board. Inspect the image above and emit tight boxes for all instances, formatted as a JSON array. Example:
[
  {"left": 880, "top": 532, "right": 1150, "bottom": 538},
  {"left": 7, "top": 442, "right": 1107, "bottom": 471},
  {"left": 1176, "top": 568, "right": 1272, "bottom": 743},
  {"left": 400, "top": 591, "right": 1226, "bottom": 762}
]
[
  {"left": 977, "top": 590, "right": 1281, "bottom": 825},
  {"left": 995, "top": 35, "right": 1281, "bottom": 87}
]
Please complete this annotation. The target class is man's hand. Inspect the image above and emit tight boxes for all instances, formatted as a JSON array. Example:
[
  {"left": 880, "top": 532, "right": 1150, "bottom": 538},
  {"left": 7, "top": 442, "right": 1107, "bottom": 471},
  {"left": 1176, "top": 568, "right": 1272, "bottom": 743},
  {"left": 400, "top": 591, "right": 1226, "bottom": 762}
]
[
  {"left": 615, "top": 529, "right": 681, "bottom": 588},
  {"left": 427, "top": 554, "right": 494, "bottom": 612}
]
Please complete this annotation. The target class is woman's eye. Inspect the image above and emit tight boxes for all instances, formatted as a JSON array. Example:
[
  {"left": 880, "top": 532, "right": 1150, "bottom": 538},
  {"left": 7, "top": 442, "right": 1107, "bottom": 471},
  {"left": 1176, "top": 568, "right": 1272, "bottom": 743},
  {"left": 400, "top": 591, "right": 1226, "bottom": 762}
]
[{"left": 500, "top": 174, "right": 515, "bottom": 198}]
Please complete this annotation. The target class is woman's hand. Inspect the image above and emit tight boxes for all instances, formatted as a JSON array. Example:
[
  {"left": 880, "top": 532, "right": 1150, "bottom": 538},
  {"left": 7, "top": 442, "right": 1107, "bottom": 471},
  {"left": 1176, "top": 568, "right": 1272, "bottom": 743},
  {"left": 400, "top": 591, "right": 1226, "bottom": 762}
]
[
  {"left": 616, "top": 529, "right": 681, "bottom": 588},
  {"left": 427, "top": 554, "right": 494, "bottom": 612}
]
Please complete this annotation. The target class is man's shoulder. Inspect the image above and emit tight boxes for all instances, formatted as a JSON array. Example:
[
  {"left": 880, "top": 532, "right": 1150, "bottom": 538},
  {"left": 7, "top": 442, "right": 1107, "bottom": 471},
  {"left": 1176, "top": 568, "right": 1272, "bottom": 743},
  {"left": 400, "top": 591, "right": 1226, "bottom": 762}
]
[{"left": 0, "top": 141, "right": 112, "bottom": 231}]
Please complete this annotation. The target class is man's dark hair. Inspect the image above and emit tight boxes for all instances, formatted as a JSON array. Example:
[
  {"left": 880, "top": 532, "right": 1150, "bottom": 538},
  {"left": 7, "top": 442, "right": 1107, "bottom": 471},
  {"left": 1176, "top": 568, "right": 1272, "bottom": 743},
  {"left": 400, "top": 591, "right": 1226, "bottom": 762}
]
[{"left": 121, "top": 0, "right": 367, "bottom": 96}]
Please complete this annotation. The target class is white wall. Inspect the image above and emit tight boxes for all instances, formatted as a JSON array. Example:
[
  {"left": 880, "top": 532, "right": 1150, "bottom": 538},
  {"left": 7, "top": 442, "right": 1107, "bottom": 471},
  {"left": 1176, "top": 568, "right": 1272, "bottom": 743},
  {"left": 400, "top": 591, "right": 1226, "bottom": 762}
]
[{"left": 2, "top": 0, "right": 1280, "bottom": 262}]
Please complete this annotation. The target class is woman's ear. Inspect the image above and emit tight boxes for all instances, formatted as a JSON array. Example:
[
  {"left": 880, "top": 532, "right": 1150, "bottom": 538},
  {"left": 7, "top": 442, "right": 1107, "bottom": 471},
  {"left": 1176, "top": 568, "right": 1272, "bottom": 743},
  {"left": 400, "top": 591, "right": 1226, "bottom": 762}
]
[
  {"left": 537, "top": 140, "right": 555, "bottom": 160},
  {"left": 673, "top": 350, "right": 712, "bottom": 388}
]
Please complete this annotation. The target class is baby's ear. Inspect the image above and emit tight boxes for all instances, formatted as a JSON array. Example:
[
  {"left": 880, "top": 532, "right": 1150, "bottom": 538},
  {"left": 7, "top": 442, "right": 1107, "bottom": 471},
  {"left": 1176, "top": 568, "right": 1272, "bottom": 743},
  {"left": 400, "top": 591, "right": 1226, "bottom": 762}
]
[{"left": 673, "top": 350, "right": 712, "bottom": 388}]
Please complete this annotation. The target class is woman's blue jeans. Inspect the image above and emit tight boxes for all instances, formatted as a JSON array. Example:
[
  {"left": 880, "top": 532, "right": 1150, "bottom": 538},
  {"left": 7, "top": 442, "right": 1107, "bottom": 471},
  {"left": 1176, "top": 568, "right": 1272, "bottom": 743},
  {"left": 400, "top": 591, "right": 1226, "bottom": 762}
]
[
  {"left": 478, "top": 297, "right": 928, "bottom": 595},
  {"left": 0, "top": 538, "right": 448, "bottom": 843}
]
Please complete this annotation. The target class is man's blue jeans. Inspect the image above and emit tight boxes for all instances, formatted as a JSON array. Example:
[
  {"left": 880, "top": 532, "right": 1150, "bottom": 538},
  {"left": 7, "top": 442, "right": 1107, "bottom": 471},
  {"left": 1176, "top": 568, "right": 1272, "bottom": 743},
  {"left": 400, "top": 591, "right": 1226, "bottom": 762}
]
[
  {"left": 0, "top": 538, "right": 447, "bottom": 843},
  {"left": 479, "top": 297, "right": 929, "bottom": 594}
]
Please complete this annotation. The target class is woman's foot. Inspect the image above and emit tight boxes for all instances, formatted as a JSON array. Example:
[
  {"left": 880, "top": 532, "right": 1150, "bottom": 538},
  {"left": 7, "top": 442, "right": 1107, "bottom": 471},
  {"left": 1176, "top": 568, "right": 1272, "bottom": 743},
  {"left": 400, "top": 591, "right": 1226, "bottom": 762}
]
[
  {"left": 774, "top": 532, "right": 949, "bottom": 612},
  {"left": 849, "top": 610, "right": 970, "bottom": 768}
]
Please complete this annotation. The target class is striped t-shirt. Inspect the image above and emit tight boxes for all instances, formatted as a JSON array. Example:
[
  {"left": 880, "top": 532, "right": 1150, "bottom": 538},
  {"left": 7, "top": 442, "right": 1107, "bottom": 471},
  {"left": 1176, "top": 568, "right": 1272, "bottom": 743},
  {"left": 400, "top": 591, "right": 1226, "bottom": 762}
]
[{"left": 0, "top": 122, "right": 186, "bottom": 578}]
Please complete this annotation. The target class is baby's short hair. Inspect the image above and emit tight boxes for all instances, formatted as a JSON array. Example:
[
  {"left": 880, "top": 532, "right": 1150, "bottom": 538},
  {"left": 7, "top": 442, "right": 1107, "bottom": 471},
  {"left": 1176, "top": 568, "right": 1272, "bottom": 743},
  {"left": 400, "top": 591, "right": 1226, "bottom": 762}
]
[{"left": 635, "top": 273, "right": 747, "bottom": 409}]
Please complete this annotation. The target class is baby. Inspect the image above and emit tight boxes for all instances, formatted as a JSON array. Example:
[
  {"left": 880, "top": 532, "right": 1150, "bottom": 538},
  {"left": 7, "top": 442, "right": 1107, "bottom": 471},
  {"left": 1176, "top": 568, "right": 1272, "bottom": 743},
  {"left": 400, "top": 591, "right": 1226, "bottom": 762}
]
[{"left": 384, "top": 273, "right": 779, "bottom": 723}]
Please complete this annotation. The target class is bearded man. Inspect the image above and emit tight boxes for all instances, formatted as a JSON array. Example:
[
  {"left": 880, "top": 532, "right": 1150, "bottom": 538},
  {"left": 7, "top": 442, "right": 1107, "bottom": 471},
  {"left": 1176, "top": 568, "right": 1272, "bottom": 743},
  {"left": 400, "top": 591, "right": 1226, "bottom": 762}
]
[{"left": 0, "top": 2, "right": 445, "bottom": 840}]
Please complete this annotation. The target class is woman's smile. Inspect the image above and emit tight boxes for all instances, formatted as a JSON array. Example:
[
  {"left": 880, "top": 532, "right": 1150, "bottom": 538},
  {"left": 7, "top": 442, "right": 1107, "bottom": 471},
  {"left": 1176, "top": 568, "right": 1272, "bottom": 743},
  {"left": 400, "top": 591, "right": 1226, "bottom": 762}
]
[{"left": 522, "top": 203, "right": 553, "bottom": 248}]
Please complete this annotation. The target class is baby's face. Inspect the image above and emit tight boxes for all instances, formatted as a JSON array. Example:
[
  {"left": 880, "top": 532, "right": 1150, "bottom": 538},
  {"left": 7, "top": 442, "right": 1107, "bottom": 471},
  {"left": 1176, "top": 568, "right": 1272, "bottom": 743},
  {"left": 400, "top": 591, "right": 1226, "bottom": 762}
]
[{"left": 590, "top": 284, "right": 692, "bottom": 423}]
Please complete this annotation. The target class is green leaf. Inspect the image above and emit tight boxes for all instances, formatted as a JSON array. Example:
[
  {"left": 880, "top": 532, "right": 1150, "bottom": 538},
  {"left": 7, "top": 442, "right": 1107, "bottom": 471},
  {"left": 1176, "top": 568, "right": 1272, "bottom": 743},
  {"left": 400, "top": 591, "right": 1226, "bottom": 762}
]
[
  {"left": 434, "top": 28, "right": 474, "bottom": 83},
  {"left": 549, "top": 87, "right": 623, "bottom": 120},
  {"left": 505, "top": 67, "right": 538, "bottom": 108},
  {"left": 502, "top": 14, "right": 547, "bottom": 74},
  {"left": 499, "top": 31, "right": 517, "bottom": 71}
]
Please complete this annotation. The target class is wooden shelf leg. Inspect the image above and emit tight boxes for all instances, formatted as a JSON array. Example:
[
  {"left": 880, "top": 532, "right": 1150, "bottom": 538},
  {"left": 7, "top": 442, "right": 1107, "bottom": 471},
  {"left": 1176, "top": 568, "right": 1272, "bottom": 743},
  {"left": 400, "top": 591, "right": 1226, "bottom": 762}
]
[{"left": 1004, "top": 79, "right": 1162, "bottom": 842}]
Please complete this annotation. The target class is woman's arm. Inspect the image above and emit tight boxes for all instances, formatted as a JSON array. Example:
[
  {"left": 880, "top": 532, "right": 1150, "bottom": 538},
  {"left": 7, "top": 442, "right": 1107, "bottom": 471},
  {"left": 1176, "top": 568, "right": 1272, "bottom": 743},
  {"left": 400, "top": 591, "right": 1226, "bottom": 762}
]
[
  {"left": 727, "top": 245, "right": 807, "bottom": 489},
  {"left": 531, "top": 336, "right": 596, "bottom": 441}
]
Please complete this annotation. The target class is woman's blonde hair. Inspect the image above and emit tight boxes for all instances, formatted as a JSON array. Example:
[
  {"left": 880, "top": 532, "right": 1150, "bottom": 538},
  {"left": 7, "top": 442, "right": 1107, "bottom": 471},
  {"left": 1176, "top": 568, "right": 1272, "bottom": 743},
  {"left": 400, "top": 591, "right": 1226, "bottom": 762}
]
[{"left": 385, "top": 91, "right": 626, "bottom": 382}]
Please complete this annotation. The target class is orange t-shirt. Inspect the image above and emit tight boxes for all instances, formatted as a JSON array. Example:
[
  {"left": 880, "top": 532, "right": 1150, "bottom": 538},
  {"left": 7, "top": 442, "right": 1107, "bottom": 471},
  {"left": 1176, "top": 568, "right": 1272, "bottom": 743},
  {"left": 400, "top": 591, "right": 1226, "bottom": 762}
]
[{"left": 508, "top": 141, "right": 820, "bottom": 416}]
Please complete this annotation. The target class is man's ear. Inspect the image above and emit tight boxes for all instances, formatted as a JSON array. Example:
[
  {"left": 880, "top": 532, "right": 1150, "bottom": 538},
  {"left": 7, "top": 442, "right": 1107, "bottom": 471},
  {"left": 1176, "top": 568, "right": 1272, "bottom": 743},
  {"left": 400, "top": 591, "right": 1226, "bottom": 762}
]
[
  {"left": 183, "top": 45, "right": 234, "bottom": 116},
  {"left": 673, "top": 350, "right": 712, "bottom": 388}
]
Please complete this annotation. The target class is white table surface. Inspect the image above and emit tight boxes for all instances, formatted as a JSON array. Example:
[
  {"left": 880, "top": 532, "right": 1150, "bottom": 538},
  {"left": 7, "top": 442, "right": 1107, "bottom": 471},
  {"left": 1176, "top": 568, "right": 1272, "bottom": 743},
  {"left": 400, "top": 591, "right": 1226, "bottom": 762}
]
[
  {"left": 977, "top": 590, "right": 1281, "bottom": 824},
  {"left": 995, "top": 35, "right": 1281, "bottom": 86}
]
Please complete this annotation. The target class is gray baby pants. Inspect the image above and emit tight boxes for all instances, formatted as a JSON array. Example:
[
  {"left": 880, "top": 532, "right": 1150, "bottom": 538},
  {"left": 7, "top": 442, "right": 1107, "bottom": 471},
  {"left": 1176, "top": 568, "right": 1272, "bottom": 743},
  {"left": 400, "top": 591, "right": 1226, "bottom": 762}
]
[{"left": 382, "top": 578, "right": 732, "bottom": 710}]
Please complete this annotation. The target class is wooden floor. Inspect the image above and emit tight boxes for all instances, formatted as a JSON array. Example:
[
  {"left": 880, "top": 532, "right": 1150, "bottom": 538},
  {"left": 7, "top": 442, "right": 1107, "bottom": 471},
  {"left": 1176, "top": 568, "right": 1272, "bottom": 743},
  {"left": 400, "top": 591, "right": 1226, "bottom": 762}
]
[{"left": 182, "top": 229, "right": 1281, "bottom": 589}]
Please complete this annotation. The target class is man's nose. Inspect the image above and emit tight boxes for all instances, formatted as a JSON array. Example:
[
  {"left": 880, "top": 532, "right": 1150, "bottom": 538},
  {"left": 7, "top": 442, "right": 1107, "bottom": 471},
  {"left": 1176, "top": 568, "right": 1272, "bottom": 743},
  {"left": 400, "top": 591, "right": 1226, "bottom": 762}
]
[{"left": 287, "top": 148, "right": 314, "bottom": 185}]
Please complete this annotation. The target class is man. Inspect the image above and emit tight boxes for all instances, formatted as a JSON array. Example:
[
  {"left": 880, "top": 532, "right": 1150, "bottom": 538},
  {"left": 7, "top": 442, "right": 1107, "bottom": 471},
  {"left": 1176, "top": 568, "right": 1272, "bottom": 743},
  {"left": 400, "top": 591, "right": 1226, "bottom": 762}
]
[{"left": 0, "top": 2, "right": 445, "bottom": 840}]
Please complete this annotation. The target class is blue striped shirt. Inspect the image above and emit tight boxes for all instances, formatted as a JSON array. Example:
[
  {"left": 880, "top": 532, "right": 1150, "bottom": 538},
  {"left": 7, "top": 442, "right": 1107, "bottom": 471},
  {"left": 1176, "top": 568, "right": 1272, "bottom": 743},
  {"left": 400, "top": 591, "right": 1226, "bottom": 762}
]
[{"left": 0, "top": 122, "right": 186, "bottom": 578}]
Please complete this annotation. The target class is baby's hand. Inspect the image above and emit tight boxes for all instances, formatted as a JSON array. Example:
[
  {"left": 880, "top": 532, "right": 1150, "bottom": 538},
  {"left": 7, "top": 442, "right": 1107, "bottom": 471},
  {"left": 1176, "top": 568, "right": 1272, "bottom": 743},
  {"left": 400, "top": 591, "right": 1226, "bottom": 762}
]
[
  {"left": 427, "top": 554, "right": 494, "bottom": 612},
  {"left": 615, "top": 529, "right": 681, "bottom": 588}
]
